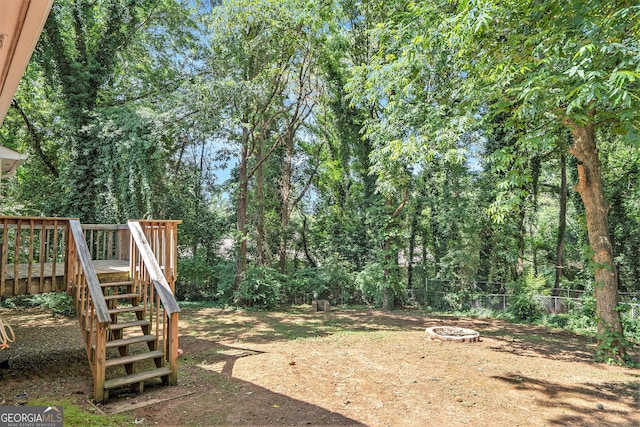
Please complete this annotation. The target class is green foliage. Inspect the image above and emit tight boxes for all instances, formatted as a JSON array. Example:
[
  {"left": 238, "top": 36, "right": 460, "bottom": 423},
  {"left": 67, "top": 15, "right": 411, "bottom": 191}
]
[
  {"left": 595, "top": 326, "right": 630, "bottom": 365},
  {"left": 354, "top": 262, "right": 403, "bottom": 308},
  {"left": 354, "top": 262, "right": 386, "bottom": 306},
  {"left": 236, "top": 266, "right": 286, "bottom": 309},
  {"left": 212, "top": 261, "right": 238, "bottom": 304},
  {"left": 176, "top": 253, "right": 216, "bottom": 301},
  {"left": 508, "top": 295, "right": 543, "bottom": 323},
  {"left": 442, "top": 289, "right": 474, "bottom": 312},
  {"left": 2, "top": 293, "right": 75, "bottom": 316},
  {"left": 544, "top": 314, "right": 570, "bottom": 329},
  {"left": 508, "top": 268, "right": 549, "bottom": 296},
  {"left": 28, "top": 398, "right": 130, "bottom": 426},
  {"left": 289, "top": 265, "right": 355, "bottom": 305}
]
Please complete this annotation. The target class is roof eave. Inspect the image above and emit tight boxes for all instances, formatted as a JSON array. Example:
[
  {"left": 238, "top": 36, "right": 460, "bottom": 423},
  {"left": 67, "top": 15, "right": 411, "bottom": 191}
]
[{"left": 0, "top": 0, "right": 54, "bottom": 128}]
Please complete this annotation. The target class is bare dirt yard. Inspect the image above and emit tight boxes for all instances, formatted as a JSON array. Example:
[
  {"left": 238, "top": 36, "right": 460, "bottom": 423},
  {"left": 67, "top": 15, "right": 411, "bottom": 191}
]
[{"left": 1, "top": 306, "right": 639, "bottom": 426}]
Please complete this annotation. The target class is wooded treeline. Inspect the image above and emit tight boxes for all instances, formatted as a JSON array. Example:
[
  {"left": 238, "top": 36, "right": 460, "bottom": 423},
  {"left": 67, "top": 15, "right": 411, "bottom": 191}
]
[{"left": 1, "top": 0, "right": 639, "bottom": 361}]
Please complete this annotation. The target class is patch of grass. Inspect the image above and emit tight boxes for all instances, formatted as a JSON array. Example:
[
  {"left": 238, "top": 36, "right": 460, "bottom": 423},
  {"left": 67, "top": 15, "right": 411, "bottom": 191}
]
[
  {"left": 27, "top": 398, "right": 131, "bottom": 427},
  {"left": 178, "top": 300, "right": 228, "bottom": 309}
]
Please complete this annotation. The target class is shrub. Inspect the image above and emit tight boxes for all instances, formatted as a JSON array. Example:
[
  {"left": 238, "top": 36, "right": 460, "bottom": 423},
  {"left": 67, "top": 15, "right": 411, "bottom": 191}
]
[
  {"left": 545, "top": 314, "right": 570, "bottom": 329},
  {"left": 236, "top": 266, "right": 286, "bottom": 309},
  {"left": 290, "top": 265, "right": 355, "bottom": 305},
  {"left": 355, "top": 262, "right": 386, "bottom": 307},
  {"left": 212, "top": 261, "right": 237, "bottom": 304},
  {"left": 176, "top": 254, "right": 216, "bottom": 301},
  {"left": 2, "top": 293, "right": 76, "bottom": 316},
  {"left": 509, "top": 294, "right": 543, "bottom": 322}
]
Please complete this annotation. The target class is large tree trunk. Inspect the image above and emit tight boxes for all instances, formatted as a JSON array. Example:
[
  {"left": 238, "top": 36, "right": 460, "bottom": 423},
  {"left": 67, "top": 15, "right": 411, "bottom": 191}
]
[
  {"left": 567, "top": 120, "right": 626, "bottom": 362},
  {"left": 235, "top": 127, "right": 250, "bottom": 294},
  {"left": 554, "top": 150, "right": 568, "bottom": 291}
]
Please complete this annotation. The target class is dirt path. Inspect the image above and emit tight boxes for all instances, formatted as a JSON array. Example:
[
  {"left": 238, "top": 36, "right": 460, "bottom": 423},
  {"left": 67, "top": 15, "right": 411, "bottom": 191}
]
[{"left": 1, "top": 306, "right": 639, "bottom": 426}]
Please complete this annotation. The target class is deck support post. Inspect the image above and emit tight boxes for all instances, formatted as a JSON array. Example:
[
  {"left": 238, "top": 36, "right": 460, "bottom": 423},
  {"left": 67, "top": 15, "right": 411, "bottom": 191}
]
[
  {"left": 94, "top": 324, "right": 107, "bottom": 402},
  {"left": 167, "top": 311, "right": 179, "bottom": 385}
]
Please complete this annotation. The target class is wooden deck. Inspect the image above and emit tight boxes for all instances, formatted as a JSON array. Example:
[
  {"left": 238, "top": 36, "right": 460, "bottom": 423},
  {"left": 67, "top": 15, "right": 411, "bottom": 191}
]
[{"left": 1, "top": 260, "right": 129, "bottom": 298}]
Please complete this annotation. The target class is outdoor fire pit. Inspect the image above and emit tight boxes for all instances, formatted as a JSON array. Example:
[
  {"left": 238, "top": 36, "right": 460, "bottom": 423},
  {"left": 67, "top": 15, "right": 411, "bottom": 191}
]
[{"left": 425, "top": 326, "right": 480, "bottom": 343}]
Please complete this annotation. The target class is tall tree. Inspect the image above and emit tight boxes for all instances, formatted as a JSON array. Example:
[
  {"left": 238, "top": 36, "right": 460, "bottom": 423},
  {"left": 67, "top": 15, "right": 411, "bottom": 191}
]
[
  {"left": 15, "top": 0, "right": 199, "bottom": 221},
  {"left": 205, "top": 0, "right": 328, "bottom": 286},
  {"left": 352, "top": 0, "right": 639, "bottom": 361}
]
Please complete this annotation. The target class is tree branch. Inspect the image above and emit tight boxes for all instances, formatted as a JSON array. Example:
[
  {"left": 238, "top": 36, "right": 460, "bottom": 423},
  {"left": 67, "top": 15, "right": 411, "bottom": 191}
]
[{"left": 11, "top": 100, "right": 59, "bottom": 178}]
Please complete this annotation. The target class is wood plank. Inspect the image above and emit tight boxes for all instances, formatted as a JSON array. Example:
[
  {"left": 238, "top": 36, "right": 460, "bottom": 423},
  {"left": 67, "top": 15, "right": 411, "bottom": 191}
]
[
  {"left": 106, "top": 334, "right": 156, "bottom": 348},
  {"left": 69, "top": 220, "right": 111, "bottom": 324},
  {"left": 100, "top": 280, "right": 133, "bottom": 288},
  {"left": 103, "top": 367, "right": 171, "bottom": 390},
  {"left": 129, "top": 222, "right": 180, "bottom": 315},
  {"left": 51, "top": 220, "right": 59, "bottom": 281},
  {"left": 39, "top": 224, "right": 46, "bottom": 291},
  {"left": 0, "top": 260, "right": 128, "bottom": 280},
  {"left": 27, "top": 220, "right": 34, "bottom": 293},
  {"left": 167, "top": 312, "right": 179, "bottom": 385},
  {"left": 13, "top": 220, "right": 20, "bottom": 295},
  {"left": 109, "top": 320, "right": 151, "bottom": 331},
  {"left": 104, "top": 350, "right": 163, "bottom": 368},
  {"left": 103, "top": 293, "right": 139, "bottom": 301},
  {"left": 94, "top": 325, "right": 107, "bottom": 402},
  {"left": 108, "top": 306, "right": 145, "bottom": 315}
]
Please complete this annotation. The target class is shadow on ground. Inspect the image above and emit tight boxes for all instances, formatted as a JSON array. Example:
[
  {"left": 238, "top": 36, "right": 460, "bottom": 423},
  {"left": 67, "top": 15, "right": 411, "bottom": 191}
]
[
  {"left": 493, "top": 373, "right": 640, "bottom": 426},
  {"left": 181, "top": 306, "right": 611, "bottom": 364},
  {"left": 113, "top": 336, "right": 365, "bottom": 426}
]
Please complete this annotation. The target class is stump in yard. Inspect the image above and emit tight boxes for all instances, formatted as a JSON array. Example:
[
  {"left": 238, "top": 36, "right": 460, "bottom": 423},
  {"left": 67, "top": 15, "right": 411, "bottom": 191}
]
[{"left": 312, "top": 300, "right": 331, "bottom": 312}]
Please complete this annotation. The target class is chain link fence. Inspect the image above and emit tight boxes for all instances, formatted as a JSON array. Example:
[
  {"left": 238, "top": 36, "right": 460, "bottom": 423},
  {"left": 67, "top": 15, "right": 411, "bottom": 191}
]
[{"left": 403, "top": 287, "right": 640, "bottom": 320}]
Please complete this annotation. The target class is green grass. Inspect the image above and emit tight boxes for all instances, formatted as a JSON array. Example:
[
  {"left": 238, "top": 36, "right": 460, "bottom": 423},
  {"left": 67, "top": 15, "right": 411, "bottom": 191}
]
[{"left": 27, "top": 398, "right": 132, "bottom": 427}]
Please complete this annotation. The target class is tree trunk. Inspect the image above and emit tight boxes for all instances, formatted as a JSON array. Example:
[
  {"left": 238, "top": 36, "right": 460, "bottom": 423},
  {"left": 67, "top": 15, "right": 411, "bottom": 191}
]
[
  {"left": 516, "top": 204, "right": 525, "bottom": 279},
  {"left": 278, "top": 131, "right": 294, "bottom": 274},
  {"left": 408, "top": 210, "right": 418, "bottom": 290},
  {"left": 567, "top": 120, "right": 626, "bottom": 362},
  {"left": 235, "top": 127, "right": 250, "bottom": 294},
  {"left": 382, "top": 191, "right": 408, "bottom": 310},
  {"left": 554, "top": 149, "right": 568, "bottom": 291},
  {"left": 256, "top": 142, "right": 265, "bottom": 267}
]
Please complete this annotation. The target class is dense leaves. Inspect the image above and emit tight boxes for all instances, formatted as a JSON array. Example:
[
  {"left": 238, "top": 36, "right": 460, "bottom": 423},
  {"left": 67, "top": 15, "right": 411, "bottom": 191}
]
[{"left": 1, "top": 0, "right": 639, "bottom": 360}]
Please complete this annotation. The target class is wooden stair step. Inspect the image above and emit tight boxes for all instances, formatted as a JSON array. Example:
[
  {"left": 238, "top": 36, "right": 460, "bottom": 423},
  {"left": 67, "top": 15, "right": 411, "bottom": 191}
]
[
  {"left": 106, "top": 334, "right": 157, "bottom": 349},
  {"left": 103, "top": 367, "right": 172, "bottom": 390},
  {"left": 105, "top": 350, "right": 164, "bottom": 368},
  {"left": 108, "top": 306, "right": 145, "bottom": 315},
  {"left": 101, "top": 281, "right": 134, "bottom": 288},
  {"left": 109, "top": 320, "right": 151, "bottom": 331},
  {"left": 104, "top": 293, "right": 139, "bottom": 301}
]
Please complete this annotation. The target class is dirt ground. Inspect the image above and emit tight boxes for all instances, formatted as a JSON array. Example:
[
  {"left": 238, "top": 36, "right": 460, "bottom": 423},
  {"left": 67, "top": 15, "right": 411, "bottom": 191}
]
[{"left": 1, "top": 306, "right": 639, "bottom": 426}]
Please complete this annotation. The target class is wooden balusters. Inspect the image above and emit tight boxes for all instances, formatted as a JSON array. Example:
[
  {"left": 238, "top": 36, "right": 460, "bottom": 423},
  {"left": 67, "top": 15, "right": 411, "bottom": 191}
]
[
  {"left": 129, "top": 221, "right": 181, "bottom": 386},
  {"left": 0, "top": 216, "right": 68, "bottom": 297},
  {"left": 81, "top": 224, "right": 130, "bottom": 261}
]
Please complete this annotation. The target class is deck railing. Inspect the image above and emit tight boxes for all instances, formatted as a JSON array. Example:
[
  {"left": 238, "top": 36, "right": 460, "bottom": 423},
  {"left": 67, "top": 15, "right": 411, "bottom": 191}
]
[
  {"left": 82, "top": 224, "right": 130, "bottom": 261},
  {"left": 129, "top": 221, "right": 180, "bottom": 385},
  {"left": 67, "top": 220, "right": 111, "bottom": 401},
  {"left": 136, "top": 220, "right": 180, "bottom": 292},
  {"left": 0, "top": 216, "right": 68, "bottom": 297}
]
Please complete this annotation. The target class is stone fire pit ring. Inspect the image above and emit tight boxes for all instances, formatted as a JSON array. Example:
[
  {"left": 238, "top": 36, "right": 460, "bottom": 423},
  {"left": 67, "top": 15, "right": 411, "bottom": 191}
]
[{"left": 425, "top": 326, "right": 480, "bottom": 343}]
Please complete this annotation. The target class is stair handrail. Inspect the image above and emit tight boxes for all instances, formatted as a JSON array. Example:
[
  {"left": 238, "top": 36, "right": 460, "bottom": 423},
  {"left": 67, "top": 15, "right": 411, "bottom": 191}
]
[
  {"left": 69, "top": 220, "right": 111, "bottom": 324},
  {"left": 128, "top": 221, "right": 180, "bottom": 315},
  {"left": 68, "top": 219, "right": 110, "bottom": 401},
  {"left": 128, "top": 220, "right": 180, "bottom": 385}
]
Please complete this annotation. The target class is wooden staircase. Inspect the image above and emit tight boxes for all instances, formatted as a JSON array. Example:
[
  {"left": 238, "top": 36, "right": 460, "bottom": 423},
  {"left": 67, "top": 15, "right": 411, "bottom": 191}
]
[
  {"left": 101, "top": 280, "right": 171, "bottom": 397},
  {"left": 68, "top": 220, "right": 180, "bottom": 402}
]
